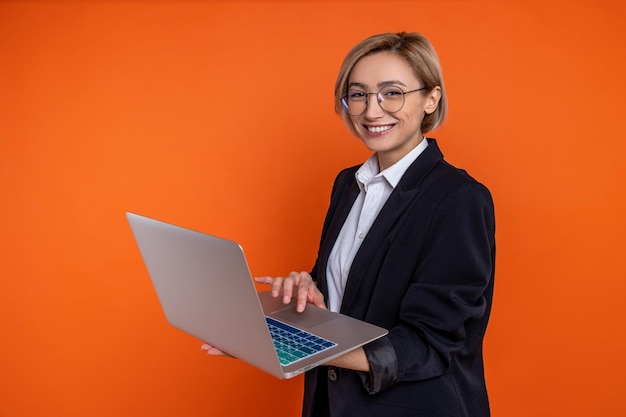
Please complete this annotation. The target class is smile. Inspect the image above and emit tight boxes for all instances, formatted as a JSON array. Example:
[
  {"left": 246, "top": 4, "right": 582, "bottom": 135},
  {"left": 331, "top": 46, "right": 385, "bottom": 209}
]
[{"left": 366, "top": 125, "right": 393, "bottom": 133}]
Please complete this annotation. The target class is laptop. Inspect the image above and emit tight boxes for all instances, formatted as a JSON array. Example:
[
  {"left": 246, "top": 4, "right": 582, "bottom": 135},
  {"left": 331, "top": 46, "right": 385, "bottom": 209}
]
[{"left": 126, "top": 212, "right": 388, "bottom": 379}]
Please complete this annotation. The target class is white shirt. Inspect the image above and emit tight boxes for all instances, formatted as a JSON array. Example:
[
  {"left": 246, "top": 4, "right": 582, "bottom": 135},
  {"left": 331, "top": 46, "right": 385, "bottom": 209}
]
[{"left": 326, "top": 138, "right": 429, "bottom": 312}]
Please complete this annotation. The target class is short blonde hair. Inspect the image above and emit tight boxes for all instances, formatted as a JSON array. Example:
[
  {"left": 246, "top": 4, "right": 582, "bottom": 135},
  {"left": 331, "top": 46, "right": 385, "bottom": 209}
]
[{"left": 334, "top": 32, "right": 447, "bottom": 135}]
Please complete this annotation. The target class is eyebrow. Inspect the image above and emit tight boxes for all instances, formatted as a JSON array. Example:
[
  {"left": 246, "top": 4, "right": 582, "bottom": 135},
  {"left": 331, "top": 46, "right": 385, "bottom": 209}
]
[{"left": 347, "top": 80, "right": 409, "bottom": 89}]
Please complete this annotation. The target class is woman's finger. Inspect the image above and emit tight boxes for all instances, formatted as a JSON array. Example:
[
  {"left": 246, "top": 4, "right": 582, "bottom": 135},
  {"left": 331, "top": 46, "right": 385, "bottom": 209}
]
[
  {"left": 254, "top": 276, "right": 273, "bottom": 285},
  {"left": 281, "top": 275, "right": 295, "bottom": 304},
  {"left": 271, "top": 277, "right": 284, "bottom": 297}
]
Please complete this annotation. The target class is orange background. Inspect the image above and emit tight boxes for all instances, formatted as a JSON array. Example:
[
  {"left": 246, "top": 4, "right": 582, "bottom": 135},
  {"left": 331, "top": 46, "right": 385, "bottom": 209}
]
[{"left": 1, "top": 1, "right": 625, "bottom": 416}]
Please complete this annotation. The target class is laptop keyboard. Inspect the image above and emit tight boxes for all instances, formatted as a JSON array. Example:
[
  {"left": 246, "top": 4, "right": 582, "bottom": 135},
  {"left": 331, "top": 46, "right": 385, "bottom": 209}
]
[{"left": 265, "top": 316, "right": 337, "bottom": 366}]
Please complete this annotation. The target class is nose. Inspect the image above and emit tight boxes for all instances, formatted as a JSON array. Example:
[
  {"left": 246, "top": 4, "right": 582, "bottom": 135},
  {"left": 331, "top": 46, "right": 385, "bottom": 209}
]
[{"left": 364, "top": 92, "right": 385, "bottom": 118}]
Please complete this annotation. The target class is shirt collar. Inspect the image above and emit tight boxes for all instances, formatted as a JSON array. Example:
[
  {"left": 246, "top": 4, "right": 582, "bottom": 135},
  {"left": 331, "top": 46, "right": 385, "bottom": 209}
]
[{"left": 355, "top": 137, "right": 429, "bottom": 191}]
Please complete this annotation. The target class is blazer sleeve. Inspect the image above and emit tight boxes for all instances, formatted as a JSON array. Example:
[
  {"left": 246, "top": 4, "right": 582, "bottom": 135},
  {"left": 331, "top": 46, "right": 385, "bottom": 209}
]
[{"left": 361, "top": 180, "right": 496, "bottom": 393}]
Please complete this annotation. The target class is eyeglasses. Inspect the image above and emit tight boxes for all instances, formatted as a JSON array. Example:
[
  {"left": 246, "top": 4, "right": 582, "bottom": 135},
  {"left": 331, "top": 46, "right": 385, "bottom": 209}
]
[{"left": 341, "top": 86, "right": 428, "bottom": 116}]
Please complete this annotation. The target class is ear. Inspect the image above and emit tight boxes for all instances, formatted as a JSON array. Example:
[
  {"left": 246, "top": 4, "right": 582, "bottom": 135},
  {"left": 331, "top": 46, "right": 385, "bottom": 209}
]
[{"left": 424, "top": 86, "right": 442, "bottom": 115}]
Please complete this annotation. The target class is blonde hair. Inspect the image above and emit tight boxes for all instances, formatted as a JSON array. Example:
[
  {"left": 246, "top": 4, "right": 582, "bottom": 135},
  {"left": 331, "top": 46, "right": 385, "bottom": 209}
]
[{"left": 334, "top": 32, "right": 447, "bottom": 135}]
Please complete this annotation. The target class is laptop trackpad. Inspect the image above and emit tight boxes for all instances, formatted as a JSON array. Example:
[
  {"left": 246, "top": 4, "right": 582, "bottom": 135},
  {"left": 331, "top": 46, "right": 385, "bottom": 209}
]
[{"left": 270, "top": 304, "right": 339, "bottom": 328}]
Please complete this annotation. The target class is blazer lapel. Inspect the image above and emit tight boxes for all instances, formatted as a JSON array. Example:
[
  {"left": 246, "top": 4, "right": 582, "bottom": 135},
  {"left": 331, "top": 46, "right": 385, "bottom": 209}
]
[{"left": 315, "top": 171, "right": 360, "bottom": 295}]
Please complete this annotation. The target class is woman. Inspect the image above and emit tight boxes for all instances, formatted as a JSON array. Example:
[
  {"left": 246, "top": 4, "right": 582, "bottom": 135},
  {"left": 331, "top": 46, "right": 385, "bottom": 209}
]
[{"left": 204, "top": 32, "right": 495, "bottom": 417}]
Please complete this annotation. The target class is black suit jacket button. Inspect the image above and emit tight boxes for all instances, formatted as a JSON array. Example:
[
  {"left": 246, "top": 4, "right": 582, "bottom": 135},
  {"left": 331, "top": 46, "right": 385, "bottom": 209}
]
[{"left": 328, "top": 369, "right": 337, "bottom": 381}]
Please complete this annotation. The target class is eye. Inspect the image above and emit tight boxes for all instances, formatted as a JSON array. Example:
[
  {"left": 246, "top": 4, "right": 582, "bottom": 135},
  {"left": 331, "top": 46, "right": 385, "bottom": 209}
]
[
  {"left": 347, "top": 90, "right": 366, "bottom": 101},
  {"left": 381, "top": 87, "right": 403, "bottom": 98}
]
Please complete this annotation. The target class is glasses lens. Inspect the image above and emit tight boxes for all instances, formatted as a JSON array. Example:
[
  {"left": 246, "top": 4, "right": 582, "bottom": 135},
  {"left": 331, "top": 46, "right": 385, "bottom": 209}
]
[
  {"left": 343, "top": 90, "right": 367, "bottom": 116},
  {"left": 378, "top": 86, "right": 405, "bottom": 113}
]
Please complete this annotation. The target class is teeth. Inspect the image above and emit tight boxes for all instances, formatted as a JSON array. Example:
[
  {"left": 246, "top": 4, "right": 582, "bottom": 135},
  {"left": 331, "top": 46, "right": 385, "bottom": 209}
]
[{"left": 368, "top": 125, "right": 392, "bottom": 133}]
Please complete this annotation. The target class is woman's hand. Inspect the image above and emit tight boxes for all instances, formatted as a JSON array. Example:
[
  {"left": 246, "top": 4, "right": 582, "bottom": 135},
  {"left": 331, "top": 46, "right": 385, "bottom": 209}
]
[
  {"left": 200, "top": 343, "right": 233, "bottom": 357},
  {"left": 254, "top": 271, "right": 326, "bottom": 313}
]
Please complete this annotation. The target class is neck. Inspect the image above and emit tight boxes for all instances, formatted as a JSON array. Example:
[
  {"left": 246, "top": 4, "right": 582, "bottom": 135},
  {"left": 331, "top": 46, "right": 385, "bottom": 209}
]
[{"left": 376, "top": 136, "right": 424, "bottom": 171}]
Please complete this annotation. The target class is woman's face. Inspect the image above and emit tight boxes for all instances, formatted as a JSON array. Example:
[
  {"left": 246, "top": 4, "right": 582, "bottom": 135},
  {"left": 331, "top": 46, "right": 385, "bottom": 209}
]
[{"left": 347, "top": 52, "right": 440, "bottom": 170}]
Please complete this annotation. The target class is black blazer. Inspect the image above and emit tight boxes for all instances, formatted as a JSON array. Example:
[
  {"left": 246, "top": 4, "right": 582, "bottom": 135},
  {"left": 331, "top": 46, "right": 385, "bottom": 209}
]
[{"left": 303, "top": 139, "right": 496, "bottom": 417}]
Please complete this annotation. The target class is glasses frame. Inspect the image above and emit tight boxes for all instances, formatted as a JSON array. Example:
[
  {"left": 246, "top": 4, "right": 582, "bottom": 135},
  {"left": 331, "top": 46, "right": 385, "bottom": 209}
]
[{"left": 341, "top": 86, "right": 428, "bottom": 116}]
